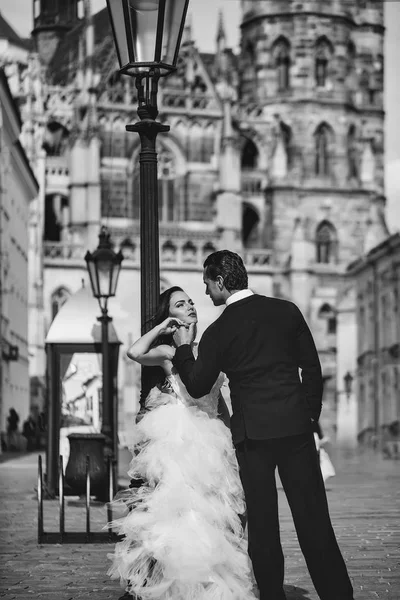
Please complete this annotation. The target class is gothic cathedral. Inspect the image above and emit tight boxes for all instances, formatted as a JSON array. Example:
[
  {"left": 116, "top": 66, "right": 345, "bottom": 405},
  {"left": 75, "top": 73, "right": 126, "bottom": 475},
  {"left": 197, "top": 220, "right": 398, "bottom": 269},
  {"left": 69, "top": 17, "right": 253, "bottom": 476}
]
[{"left": 7, "top": 0, "right": 387, "bottom": 436}]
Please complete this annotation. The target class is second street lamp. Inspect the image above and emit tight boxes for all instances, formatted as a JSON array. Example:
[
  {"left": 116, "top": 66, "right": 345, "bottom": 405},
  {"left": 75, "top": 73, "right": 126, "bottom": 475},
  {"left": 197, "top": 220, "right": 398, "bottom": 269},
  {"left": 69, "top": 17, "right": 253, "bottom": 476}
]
[
  {"left": 85, "top": 226, "right": 124, "bottom": 463},
  {"left": 106, "top": 0, "right": 189, "bottom": 405}
]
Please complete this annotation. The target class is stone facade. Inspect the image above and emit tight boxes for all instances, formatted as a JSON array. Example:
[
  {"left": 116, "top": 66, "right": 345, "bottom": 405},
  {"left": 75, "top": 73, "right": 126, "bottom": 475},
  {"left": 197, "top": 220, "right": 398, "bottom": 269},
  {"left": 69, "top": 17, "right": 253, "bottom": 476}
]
[
  {"left": 0, "top": 0, "right": 388, "bottom": 438},
  {"left": 0, "top": 69, "right": 39, "bottom": 443},
  {"left": 348, "top": 233, "right": 400, "bottom": 446}
]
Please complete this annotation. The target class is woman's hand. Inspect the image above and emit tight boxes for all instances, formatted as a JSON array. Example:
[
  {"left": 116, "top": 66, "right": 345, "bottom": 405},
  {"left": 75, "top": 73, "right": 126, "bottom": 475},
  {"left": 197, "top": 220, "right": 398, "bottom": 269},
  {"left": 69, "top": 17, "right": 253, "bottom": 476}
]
[{"left": 158, "top": 317, "right": 188, "bottom": 336}]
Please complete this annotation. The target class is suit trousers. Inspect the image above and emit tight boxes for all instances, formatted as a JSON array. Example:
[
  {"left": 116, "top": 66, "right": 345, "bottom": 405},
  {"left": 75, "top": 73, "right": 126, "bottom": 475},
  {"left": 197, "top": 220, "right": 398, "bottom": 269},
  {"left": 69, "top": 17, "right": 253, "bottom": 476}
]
[{"left": 235, "top": 432, "right": 354, "bottom": 600}]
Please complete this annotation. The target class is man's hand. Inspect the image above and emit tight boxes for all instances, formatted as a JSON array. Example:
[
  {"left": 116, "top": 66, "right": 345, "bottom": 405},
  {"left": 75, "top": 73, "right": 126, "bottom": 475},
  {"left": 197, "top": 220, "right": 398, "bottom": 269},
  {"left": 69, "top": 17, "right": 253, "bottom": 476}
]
[
  {"left": 158, "top": 317, "right": 187, "bottom": 336},
  {"left": 173, "top": 322, "right": 196, "bottom": 347}
]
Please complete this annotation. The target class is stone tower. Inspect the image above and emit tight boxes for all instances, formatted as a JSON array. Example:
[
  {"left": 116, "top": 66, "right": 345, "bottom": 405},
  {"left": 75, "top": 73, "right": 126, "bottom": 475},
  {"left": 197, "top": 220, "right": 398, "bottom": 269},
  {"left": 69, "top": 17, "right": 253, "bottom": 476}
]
[
  {"left": 32, "top": 0, "right": 82, "bottom": 66},
  {"left": 238, "top": 0, "right": 385, "bottom": 434}
]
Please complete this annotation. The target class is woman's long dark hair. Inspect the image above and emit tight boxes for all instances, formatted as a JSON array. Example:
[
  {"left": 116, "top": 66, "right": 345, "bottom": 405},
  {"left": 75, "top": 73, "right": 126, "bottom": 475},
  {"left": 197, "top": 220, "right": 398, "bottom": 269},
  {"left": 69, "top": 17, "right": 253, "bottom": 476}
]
[
  {"left": 149, "top": 286, "right": 184, "bottom": 348},
  {"left": 139, "top": 286, "right": 184, "bottom": 410}
]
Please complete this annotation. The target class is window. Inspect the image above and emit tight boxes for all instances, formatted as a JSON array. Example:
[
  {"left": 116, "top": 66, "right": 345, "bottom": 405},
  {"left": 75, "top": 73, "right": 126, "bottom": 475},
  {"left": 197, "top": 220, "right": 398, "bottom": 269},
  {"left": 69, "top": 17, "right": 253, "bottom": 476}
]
[
  {"left": 101, "top": 173, "right": 131, "bottom": 218},
  {"left": 346, "top": 40, "right": 356, "bottom": 77},
  {"left": 158, "top": 148, "right": 176, "bottom": 222},
  {"left": 242, "top": 203, "right": 260, "bottom": 248},
  {"left": 314, "top": 123, "right": 332, "bottom": 176},
  {"left": 347, "top": 125, "right": 358, "bottom": 180},
  {"left": 241, "top": 138, "right": 259, "bottom": 170},
  {"left": 243, "top": 41, "right": 257, "bottom": 85},
  {"left": 106, "top": 71, "right": 125, "bottom": 103},
  {"left": 111, "top": 117, "right": 127, "bottom": 158},
  {"left": 43, "top": 122, "right": 69, "bottom": 157},
  {"left": 189, "top": 122, "right": 204, "bottom": 162},
  {"left": 315, "top": 221, "right": 337, "bottom": 264},
  {"left": 279, "top": 121, "right": 292, "bottom": 168},
  {"left": 273, "top": 37, "right": 291, "bottom": 91},
  {"left": 318, "top": 303, "right": 337, "bottom": 335},
  {"left": 315, "top": 37, "right": 333, "bottom": 88}
]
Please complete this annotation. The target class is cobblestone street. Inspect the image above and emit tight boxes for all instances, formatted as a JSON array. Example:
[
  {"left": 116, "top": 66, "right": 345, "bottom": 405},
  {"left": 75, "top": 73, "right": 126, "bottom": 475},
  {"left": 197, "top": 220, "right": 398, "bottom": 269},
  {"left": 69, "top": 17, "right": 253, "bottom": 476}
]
[{"left": 0, "top": 446, "right": 399, "bottom": 600}]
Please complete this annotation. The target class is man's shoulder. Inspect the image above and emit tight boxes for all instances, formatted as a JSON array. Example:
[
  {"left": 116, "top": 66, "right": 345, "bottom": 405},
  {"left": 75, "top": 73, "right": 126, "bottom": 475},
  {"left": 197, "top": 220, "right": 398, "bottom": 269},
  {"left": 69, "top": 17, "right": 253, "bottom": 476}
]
[{"left": 245, "top": 294, "right": 300, "bottom": 313}]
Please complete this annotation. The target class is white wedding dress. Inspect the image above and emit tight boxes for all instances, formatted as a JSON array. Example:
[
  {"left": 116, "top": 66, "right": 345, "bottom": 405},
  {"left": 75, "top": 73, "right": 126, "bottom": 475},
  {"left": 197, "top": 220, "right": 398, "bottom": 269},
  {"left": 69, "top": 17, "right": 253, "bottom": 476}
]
[{"left": 107, "top": 360, "right": 258, "bottom": 600}]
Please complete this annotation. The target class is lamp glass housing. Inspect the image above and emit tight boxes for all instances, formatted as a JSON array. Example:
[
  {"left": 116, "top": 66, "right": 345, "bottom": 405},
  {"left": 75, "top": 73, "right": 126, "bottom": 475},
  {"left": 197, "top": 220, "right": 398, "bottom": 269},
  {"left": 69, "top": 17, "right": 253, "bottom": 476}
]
[
  {"left": 85, "top": 228, "right": 123, "bottom": 311},
  {"left": 106, "top": 0, "right": 189, "bottom": 75}
]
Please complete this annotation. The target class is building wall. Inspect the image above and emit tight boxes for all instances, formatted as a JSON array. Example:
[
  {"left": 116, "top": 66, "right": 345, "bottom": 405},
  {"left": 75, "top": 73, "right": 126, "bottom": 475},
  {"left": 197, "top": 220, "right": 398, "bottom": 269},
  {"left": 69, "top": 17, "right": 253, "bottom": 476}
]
[
  {"left": 0, "top": 73, "right": 38, "bottom": 438},
  {"left": 350, "top": 234, "right": 400, "bottom": 445},
  {"left": 0, "top": 0, "right": 387, "bottom": 439},
  {"left": 336, "top": 285, "right": 358, "bottom": 447}
]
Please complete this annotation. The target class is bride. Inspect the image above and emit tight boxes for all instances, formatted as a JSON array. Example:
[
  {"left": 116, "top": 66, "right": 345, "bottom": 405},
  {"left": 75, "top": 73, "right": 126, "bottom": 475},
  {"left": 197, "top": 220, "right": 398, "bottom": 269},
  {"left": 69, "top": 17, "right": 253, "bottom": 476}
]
[{"left": 107, "top": 286, "right": 257, "bottom": 600}]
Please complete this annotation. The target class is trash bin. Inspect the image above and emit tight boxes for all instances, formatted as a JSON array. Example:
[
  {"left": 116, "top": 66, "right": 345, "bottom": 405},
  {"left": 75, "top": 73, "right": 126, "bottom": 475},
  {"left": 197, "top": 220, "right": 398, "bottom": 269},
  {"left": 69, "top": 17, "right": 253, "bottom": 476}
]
[{"left": 65, "top": 433, "right": 107, "bottom": 497}]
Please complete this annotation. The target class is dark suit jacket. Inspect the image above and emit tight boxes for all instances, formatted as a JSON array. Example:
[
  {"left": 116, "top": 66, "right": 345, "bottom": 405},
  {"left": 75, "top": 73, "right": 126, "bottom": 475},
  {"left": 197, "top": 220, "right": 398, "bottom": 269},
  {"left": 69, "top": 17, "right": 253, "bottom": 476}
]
[{"left": 173, "top": 294, "right": 323, "bottom": 445}]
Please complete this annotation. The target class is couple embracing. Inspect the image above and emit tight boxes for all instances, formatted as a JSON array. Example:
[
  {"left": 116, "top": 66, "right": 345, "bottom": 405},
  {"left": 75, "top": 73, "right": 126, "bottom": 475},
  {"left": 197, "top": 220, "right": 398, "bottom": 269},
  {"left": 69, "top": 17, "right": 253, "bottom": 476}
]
[{"left": 109, "top": 250, "right": 354, "bottom": 600}]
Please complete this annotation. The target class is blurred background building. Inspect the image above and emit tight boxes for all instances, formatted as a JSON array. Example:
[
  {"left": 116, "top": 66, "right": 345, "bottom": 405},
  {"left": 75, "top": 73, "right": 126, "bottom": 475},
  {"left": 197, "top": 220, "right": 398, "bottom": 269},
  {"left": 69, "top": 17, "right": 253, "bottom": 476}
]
[
  {"left": 348, "top": 233, "right": 400, "bottom": 450},
  {"left": 0, "top": 68, "right": 38, "bottom": 448},
  {"left": 0, "top": 0, "right": 398, "bottom": 448}
]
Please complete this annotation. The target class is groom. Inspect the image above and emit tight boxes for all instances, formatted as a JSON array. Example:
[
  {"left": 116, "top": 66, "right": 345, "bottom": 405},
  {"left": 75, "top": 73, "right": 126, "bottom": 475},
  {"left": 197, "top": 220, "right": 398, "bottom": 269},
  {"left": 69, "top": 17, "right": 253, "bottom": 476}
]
[{"left": 172, "top": 250, "right": 353, "bottom": 600}]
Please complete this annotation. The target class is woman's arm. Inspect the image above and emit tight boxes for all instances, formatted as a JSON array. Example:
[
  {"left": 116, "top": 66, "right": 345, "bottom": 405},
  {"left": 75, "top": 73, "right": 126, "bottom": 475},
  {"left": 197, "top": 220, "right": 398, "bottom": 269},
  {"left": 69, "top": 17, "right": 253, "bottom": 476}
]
[{"left": 126, "top": 318, "right": 185, "bottom": 367}]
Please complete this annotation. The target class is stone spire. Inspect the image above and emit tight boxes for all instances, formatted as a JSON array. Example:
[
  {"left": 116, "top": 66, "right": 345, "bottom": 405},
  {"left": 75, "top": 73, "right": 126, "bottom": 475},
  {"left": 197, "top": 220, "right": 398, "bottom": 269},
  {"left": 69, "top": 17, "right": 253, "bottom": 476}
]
[
  {"left": 363, "top": 199, "right": 390, "bottom": 254},
  {"left": 181, "top": 12, "right": 194, "bottom": 46},
  {"left": 214, "top": 79, "right": 242, "bottom": 251},
  {"left": 216, "top": 10, "right": 226, "bottom": 52},
  {"left": 32, "top": 0, "right": 81, "bottom": 66}
]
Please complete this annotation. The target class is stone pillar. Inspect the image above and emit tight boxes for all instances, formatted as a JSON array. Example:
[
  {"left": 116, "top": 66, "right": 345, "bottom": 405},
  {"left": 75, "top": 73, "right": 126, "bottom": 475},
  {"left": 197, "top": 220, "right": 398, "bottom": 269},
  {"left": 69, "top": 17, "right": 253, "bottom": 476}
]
[
  {"left": 215, "top": 81, "right": 242, "bottom": 253},
  {"left": 86, "top": 136, "right": 101, "bottom": 250},
  {"left": 289, "top": 218, "right": 313, "bottom": 317},
  {"left": 336, "top": 287, "right": 358, "bottom": 447},
  {"left": 68, "top": 138, "right": 87, "bottom": 245},
  {"left": 28, "top": 148, "right": 47, "bottom": 411}
]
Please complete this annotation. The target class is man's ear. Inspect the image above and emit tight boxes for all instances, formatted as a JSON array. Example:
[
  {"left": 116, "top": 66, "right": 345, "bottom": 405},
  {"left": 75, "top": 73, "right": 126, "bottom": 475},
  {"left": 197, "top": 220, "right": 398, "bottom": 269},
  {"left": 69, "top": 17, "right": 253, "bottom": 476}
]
[{"left": 217, "top": 275, "right": 225, "bottom": 290}]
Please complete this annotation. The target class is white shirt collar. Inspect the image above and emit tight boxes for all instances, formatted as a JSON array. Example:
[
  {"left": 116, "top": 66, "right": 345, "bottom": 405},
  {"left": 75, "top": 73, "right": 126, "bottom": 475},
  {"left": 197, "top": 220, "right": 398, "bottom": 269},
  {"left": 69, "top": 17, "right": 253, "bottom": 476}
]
[{"left": 225, "top": 289, "right": 254, "bottom": 306}]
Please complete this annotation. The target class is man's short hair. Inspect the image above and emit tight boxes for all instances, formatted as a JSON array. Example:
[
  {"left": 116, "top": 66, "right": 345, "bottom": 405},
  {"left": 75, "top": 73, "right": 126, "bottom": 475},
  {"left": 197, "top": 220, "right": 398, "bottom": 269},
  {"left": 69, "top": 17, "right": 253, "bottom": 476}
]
[{"left": 203, "top": 250, "right": 248, "bottom": 291}]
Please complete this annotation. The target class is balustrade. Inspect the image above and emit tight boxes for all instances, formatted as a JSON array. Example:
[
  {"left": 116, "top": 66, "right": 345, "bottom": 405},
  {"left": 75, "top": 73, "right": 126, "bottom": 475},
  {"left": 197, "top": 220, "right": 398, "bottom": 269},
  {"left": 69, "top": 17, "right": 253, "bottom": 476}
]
[{"left": 44, "top": 239, "right": 273, "bottom": 271}]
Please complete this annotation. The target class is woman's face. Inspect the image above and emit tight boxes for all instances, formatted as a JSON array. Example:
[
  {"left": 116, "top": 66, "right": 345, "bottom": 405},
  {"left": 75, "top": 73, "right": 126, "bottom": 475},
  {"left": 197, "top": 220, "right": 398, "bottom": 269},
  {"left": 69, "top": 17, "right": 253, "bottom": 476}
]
[{"left": 168, "top": 290, "right": 197, "bottom": 325}]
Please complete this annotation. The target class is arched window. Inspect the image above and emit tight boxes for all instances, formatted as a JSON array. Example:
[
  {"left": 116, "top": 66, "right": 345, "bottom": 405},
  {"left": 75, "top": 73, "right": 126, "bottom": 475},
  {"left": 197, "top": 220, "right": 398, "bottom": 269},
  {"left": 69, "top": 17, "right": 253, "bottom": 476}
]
[
  {"left": 242, "top": 203, "right": 260, "bottom": 248},
  {"left": 44, "top": 194, "right": 68, "bottom": 241},
  {"left": 101, "top": 171, "right": 129, "bottom": 218},
  {"left": 315, "top": 37, "right": 333, "bottom": 88},
  {"left": 347, "top": 124, "right": 358, "bottom": 180},
  {"left": 359, "top": 69, "right": 375, "bottom": 104},
  {"left": 346, "top": 40, "right": 356, "bottom": 78},
  {"left": 111, "top": 117, "right": 127, "bottom": 158},
  {"left": 189, "top": 122, "right": 203, "bottom": 162},
  {"left": 318, "top": 303, "right": 337, "bottom": 334},
  {"left": 242, "top": 40, "right": 257, "bottom": 86},
  {"left": 51, "top": 287, "right": 71, "bottom": 321},
  {"left": 106, "top": 71, "right": 125, "bottom": 103},
  {"left": 241, "top": 138, "right": 259, "bottom": 169},
  {"left": 203, "top": 123, "right": 215, "bottom": 161},
  {"left": 315, "top": 220, "right": 337, "bottom": 264},
  {"left": 272, "top": 37, "right": 291, "bottom": 91},
  {"left": 43, "top": 121, "right": 69, "bottom": 156},
  {"left": 314, "top": 123, "right": 332, "bottom": 176},
  {"left": 158, "top": 148, "right": 176, "bottom": 222},
  {"left": 272, "top": 122, "right": 292, "bottom": 179}
]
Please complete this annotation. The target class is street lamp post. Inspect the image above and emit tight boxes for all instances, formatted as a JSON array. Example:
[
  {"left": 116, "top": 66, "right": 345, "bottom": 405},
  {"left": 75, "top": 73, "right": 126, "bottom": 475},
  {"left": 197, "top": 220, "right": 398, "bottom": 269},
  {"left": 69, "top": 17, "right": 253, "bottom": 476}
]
[
  {"left": 106, "top": 0, "right": 189, "bottom": 401},
  {"left": 85, "top": 226, "right": 123, "bottom": 462}
]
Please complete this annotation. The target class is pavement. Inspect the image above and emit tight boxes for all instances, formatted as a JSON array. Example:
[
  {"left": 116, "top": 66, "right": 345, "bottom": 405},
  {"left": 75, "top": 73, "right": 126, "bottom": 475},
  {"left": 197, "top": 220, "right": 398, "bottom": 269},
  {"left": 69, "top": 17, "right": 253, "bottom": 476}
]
[{"left": 0, "top": 445, "right": 399, "bottom": 600}]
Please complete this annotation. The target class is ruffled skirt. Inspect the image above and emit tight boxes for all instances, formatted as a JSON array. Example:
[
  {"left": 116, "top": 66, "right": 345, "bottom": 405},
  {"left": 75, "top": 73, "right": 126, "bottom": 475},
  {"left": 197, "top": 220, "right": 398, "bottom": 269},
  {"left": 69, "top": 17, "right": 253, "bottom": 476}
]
[{"left": 107, "top": 400, "right": 257, "bottom": 599}]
